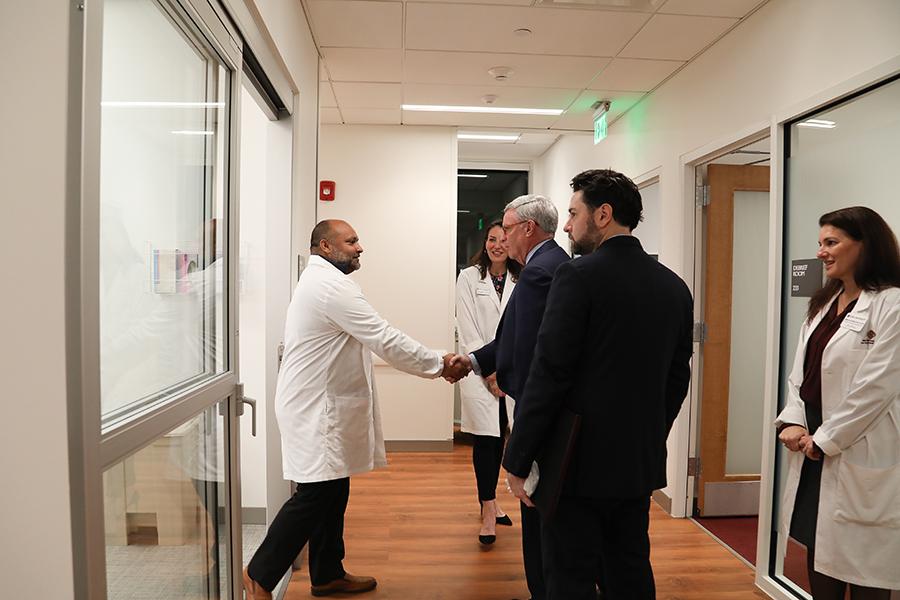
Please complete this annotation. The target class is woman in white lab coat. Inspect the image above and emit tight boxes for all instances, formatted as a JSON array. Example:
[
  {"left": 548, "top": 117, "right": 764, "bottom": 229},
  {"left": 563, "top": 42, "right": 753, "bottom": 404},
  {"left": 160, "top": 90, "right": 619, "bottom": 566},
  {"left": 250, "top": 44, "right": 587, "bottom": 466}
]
[
  {"left": 456, "top": 221, "right": 520, "bottom": 545},
  {"left": 775, "top": 206, "right": 900, "bottom": 598}
]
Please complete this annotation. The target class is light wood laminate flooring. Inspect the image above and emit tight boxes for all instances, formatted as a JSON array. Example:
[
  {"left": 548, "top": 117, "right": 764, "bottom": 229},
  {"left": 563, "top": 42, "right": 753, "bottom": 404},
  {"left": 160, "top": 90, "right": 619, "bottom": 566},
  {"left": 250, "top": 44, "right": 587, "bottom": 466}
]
[{"left": 283, "top": 445, "right": 770, "bottom": 600}]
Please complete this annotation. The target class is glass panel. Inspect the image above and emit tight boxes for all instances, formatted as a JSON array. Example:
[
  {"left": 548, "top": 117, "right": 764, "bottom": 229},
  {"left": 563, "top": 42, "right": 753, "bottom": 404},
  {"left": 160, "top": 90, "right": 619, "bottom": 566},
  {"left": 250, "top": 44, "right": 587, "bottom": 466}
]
[
  {"left": 771, "top": 75, "right": 900, "bottom": 595},
  {"left": 99, "top": 0, "right": 230, "bottom": 429},
  {"left": 725, "top": 190, "right": 768, "bottom": 475},
  {"left": 103, "top": 405, "right": 227, "bottom": 599}
]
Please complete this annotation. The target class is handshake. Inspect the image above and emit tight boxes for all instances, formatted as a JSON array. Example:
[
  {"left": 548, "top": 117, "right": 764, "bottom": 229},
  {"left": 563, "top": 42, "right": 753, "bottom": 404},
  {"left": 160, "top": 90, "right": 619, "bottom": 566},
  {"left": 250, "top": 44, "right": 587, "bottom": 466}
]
[{"left": 441, "top": 353, "right": 473, "bottom": 383}]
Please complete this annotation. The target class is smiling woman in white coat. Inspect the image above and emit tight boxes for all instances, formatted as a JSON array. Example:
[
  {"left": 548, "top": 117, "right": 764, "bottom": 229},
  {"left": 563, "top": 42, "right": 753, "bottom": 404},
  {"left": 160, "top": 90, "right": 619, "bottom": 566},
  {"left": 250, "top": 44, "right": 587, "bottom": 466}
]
[
  {"left": 456, "top": 221, "right": 520, "bottom": 545},
  {"left": 775, "top": 206, "right": 900, "bottom": 599}
]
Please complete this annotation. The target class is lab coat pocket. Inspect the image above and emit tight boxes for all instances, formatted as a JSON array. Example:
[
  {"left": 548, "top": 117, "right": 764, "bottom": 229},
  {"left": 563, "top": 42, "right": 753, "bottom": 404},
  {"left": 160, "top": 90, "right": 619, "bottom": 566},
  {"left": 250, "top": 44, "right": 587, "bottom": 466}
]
[
  {"left": 324, "top": 395, "right": 373, "bottom": 460},
  {"left": 834, "top": 459, "right": 900, "bottom": 528}
]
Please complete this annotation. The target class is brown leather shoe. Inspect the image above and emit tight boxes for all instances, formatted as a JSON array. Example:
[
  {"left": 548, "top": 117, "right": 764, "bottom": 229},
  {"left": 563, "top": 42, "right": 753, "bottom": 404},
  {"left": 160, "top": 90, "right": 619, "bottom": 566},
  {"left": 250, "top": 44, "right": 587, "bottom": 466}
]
[
  {"left": 311, "top": 573, "right": 377, "bottom": 597},
  {"left": 243, "top": 567, "right": 272, "bottom": 600}
]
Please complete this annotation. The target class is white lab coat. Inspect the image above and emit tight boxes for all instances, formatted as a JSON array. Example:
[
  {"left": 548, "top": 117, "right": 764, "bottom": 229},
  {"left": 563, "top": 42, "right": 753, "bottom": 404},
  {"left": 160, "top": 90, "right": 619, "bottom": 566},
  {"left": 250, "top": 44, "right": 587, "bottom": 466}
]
[
  {"left": 455, "top": 265, "right": 515, "bottom": 436},
  {"left": 775, "top": 287, "right": 900, "bottom": 588},
  {"left": 275, "top": 255, "right": 444, "bottom": 483}
]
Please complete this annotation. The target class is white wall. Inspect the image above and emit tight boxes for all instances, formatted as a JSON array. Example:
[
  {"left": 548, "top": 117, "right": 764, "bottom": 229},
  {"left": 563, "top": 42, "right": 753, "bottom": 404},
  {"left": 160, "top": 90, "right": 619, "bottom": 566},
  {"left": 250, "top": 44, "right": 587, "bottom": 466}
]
[
  {"left": 318, "top": 125, "right": 457, "bottom": 441},
  {"left": 0, "top": 1, "right": 75, "bottom": 598},
  {"left": 532, "top": 0, "right": 900, "bottom": 513}
]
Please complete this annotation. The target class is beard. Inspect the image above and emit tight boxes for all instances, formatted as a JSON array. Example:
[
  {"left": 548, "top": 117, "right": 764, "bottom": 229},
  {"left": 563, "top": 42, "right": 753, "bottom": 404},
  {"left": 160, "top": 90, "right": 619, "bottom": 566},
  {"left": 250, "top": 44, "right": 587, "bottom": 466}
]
[
  {"left": 570, "top": 220, "right": 601, "bottom": 256},
  {"left": 325, "top": 249, "right": 361, "bottom": 274}
]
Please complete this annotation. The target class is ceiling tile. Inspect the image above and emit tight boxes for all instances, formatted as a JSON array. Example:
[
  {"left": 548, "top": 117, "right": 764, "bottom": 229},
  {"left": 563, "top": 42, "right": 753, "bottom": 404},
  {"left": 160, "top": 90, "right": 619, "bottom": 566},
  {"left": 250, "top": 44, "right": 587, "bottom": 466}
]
[
  {"left": 619, "top": 14, "right": 737, "bottom": 60},
  {"left": 588, "top": 58, "right": 684, "bottom": 92},
  {"left": 550, "top": 90, "right": 646, "bottom": 131},
  {"left": 404, "top": 51, "right": 609, "bottom": 89},
  {"left": 403, "top": 83, "right": 579, "bottom": 110},
  {"left": 459, "top": 140, "right": 554, "bottom": 161},
  {"left": 322, "top": 48, "right": 402, "bottom": 82},
  {"left": 332, "top": 82, "right": 402, "bottom": 108},
  {"left": 402, "top": 110, "right": 558, "bottom": 129},
  {"left": 659, "top": 0, "right": 764, "bottom": 18},
  {"left": 406, "top": 4, "right": 649, "bottom": 56},
  {"left": 320, "top": 82, "right": 337, "bottom": 107},
  {"left": 320, "top": 107, "right": 343, "bottom": 124},
  {"left": 307, "top": 1, "right": 402, "bottom": 49},
  {"left": 342, "top": 108, "right": 402, "bottom": 125}
]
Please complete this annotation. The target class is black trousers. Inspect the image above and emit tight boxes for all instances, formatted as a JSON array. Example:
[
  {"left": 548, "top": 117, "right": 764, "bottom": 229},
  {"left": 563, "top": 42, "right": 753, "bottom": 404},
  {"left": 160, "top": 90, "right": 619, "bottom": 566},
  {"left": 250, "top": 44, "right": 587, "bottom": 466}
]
[
  {"left": 472, "top": 397, "right": 509, "bottom": 502},
  {"left": 521, "top": 501, "right": 547, "bottom": 600},
  {"left": 542, "top": 495, "right": 652, "bottom": 600},
  {"left": 247, "top": 478, "right": 350, "bottom": 592}
]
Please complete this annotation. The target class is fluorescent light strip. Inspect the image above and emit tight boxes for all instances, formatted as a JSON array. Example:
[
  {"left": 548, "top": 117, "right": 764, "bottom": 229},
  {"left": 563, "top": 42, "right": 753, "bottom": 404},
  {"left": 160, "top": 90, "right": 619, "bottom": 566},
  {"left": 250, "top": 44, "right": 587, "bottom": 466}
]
[
  {"left": 457, "top": 210, "right": 472, "bottom": 214},
  {"left": 404, "top": 104, "right": 562, "bottom": 116},
  {"left": 102, "top": 101, "right": 226, "bottom": 108},
  {"left": 458, "top": 174, "right": 488, "bottom": 179},
  {"left": 798, "top": 118, "right": 836, "bottom": 129},
  {"left": 172, "top": 130, "right": 214, "bottom": 136},
  {"left": 458, "top": 133, "right": 520, "bottom": 142}
]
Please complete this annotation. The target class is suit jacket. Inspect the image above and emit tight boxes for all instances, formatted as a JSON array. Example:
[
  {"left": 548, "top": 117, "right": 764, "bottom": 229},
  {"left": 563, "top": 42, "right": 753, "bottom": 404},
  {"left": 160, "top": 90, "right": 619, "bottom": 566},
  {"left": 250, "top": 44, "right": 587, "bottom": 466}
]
[
  {"left": 472, "top": 239, "right": 570, "bottom": 418},
  {"left": 503, "top": 236, "right": 693, "bottom": 499}
]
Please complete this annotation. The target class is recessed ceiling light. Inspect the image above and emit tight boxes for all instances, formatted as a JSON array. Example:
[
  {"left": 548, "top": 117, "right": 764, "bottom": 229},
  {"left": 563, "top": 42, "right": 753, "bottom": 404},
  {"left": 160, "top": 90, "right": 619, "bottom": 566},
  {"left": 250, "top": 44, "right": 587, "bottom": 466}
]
[
  {"left": 797, "top": 119, "right": 836, "bottom": 129},
  {"left": 458, "top": 174, "right": 488, "bottom": 178},
  {"left": 457, "top": 132, "right": 520, "bottom": 142},
  {"left": 403, "top": 104, "right": 563, "bottom": 116}
]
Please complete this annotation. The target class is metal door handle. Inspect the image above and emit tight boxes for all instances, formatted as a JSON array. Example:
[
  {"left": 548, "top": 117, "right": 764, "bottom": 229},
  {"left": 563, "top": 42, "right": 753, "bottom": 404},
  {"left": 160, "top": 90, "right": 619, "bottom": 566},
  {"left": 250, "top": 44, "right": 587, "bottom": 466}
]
[
  {"left": 241, "top": 397, "right": 258, "bottom": 437},
  {"left": 235, "top": 383, "right": 258, "bottom": 437}
]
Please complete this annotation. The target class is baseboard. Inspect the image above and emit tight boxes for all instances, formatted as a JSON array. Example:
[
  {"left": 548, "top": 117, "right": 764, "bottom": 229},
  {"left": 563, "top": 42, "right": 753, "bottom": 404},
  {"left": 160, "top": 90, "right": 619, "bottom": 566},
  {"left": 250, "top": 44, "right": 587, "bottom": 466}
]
[
  {"left": 385, "top": 439, "right": 453, "bottom": 452},
  {"left": 652, "top": 489, "right": 673, "bottom": 514},
  {"left": 242, "top": 507, "right": 267, "bottom": 524}
]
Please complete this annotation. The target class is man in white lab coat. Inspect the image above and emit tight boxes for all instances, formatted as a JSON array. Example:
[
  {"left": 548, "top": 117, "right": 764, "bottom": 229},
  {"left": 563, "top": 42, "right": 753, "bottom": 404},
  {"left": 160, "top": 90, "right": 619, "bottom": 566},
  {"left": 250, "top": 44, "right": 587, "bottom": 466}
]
[{"left": 243, "top": 220, "right": 468, "bottom": 599}]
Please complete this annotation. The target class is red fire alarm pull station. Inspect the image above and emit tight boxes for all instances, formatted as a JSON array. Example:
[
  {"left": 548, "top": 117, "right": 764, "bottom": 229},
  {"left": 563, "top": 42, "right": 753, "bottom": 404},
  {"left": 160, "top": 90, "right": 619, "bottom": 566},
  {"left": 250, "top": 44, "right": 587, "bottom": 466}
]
[{"left": 319, "top": 180, "right": 335, "bottom": 201}]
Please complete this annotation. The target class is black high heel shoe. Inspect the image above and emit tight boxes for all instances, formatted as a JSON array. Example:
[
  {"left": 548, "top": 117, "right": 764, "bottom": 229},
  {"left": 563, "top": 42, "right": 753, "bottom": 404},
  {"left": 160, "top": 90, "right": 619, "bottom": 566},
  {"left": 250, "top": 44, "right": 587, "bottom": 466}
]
[
  {"left": 495, "top": 514, "right": 513, "bottom": 526},
  {"left": 479, "top": 533, "right": 496, "bottom": 545}
]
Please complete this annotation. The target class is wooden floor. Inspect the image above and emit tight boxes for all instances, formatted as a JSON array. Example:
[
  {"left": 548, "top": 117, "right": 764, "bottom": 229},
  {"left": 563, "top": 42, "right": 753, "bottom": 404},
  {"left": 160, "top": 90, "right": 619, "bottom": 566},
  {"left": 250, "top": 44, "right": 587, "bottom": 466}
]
[{"left": 284, "top": 445, "right": 770, "bottom": 600}]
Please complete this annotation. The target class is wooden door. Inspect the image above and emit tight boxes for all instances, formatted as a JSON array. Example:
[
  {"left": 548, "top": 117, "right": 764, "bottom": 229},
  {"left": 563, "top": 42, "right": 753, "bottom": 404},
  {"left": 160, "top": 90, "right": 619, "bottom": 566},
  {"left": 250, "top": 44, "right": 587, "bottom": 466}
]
[{"left": 697, "top": 164, "right": 770, "bottom": 517}]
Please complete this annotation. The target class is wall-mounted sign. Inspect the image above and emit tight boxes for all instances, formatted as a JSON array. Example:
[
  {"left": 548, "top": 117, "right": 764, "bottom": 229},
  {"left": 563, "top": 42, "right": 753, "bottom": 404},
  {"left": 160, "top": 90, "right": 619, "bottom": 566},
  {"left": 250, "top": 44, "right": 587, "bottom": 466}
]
[
  {"left": 791, "top": 259, "right": 824, "bottom": 297},
  {"left": 593, "top": 112, "right": 608, "bottom": 144}
]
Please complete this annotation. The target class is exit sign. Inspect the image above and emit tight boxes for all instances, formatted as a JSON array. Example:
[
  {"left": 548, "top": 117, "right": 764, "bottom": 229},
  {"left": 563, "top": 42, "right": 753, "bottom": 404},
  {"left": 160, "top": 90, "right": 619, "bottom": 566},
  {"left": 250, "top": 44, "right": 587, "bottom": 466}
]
[{"left": 593, "top": 112, "right": 607, "bottom": 144}]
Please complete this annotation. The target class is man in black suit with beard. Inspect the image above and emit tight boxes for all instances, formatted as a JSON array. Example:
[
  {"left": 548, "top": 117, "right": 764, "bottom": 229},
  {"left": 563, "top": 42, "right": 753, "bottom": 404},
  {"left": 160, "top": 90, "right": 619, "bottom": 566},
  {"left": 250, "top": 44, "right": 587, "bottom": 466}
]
[{"left": 503, "top": 169, "right": 693, "bottom": 600}]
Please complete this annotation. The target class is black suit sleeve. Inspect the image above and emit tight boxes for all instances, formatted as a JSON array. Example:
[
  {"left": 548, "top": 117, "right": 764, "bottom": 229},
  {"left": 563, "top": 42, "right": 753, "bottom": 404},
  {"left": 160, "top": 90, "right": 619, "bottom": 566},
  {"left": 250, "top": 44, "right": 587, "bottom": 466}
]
[
  {"left": 472, "top": 339, "right": 497, "bottom": 377},
  {"left": 665, "top": 291, "right": 693, "bottom": 434},
  {"left": 502, "top": 261, "right": 590, "bottom": 477}
]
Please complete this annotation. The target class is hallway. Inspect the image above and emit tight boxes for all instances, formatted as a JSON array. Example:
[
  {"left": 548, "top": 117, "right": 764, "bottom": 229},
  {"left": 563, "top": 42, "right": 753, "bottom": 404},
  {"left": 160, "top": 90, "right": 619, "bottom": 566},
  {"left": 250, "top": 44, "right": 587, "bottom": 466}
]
[{"left": 283, "top": 444, "right": 769, "bottom": 600}]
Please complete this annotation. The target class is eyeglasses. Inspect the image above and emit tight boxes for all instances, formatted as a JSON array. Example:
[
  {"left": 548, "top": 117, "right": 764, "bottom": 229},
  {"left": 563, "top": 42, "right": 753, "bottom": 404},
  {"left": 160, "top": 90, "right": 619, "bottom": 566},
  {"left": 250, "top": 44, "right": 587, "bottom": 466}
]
[{"left": 502, "top": 220, "right": 530, "bottom": 234}]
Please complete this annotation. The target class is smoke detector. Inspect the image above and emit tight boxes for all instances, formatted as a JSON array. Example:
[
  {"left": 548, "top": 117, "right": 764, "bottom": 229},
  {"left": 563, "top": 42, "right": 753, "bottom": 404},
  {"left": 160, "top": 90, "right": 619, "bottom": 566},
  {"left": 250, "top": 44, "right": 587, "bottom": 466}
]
[
  {"left": 487, "top": 66, "right": 514, "bottom": 81},
  {"left": 481, "top": 94, "right": 498, "bottom": 105}
]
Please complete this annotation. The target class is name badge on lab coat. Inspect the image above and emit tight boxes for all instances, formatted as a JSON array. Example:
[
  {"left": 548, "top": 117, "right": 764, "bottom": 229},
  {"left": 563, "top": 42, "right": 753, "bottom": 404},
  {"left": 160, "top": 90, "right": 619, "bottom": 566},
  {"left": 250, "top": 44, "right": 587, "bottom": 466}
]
[
  {"left": 841, "top": 313, "right": 867, "bottom": 332},
  {"left": 476, "top": 288, "right": 491, "bottom": 296}
]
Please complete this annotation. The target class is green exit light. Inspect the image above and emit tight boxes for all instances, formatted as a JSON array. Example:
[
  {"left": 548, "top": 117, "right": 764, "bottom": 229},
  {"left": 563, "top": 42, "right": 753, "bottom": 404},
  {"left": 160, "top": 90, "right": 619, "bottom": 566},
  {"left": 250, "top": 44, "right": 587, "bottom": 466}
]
[{"left": 593, "top": 112, "right": 608, "bottom": 144}]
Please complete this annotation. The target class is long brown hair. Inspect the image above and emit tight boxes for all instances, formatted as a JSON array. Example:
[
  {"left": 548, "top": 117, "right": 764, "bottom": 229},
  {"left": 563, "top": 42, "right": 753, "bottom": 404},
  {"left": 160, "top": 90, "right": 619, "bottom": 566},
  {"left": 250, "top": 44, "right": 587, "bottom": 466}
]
[
  {"left": 469, "top": 221, "right": 521, "bottom": 281},
  {"left": 807, "top": 206, "right": 900, "bottom": 321}
]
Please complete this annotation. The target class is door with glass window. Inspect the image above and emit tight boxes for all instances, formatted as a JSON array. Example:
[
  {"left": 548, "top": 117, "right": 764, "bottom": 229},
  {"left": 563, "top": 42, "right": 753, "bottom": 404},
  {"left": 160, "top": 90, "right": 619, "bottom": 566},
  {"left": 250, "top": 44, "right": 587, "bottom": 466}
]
[{"left": 92, "top": 0, "right": 250, "bottom": 597}]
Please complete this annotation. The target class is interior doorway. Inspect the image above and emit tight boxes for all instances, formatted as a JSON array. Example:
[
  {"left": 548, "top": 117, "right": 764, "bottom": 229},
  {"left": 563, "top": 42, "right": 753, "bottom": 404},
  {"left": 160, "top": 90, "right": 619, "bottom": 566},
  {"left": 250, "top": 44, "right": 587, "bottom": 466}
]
[
  {"left": 690, "top": 137, "right": 771, "bottom": 566},
  {"left": 453, "top": 168, "right": 528, "bottom": 425}
]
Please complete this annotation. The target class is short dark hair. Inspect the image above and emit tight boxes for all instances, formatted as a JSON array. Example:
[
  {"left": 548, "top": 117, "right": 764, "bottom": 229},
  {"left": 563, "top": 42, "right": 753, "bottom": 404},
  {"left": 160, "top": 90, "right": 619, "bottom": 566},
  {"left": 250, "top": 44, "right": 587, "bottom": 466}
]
[
  {"left": 570, "top": 169, "right": 643, "bottom": 230},
  {"left": 310, "top": 220, "right": 336, "bottom": 249},
  {"left": 468, "top": 221, "right": 521, "bottom": 281},
  {"left": 808, "top": 206, "right": 900, "bottom": 321}
]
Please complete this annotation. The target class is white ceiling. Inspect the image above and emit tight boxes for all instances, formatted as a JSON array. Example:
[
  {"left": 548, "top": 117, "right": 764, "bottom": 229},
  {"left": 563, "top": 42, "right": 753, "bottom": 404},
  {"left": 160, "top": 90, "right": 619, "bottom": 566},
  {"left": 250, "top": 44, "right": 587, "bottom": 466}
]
[{"left": 308, "top": 0, "right": 767, "bottom": 160}]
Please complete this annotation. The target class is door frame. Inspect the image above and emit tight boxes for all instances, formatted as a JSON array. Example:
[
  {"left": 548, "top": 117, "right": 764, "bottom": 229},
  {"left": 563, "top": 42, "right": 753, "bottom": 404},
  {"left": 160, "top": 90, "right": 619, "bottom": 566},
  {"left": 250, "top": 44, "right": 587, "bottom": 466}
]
[
  {"left": 68, "top": 0, "right": 247, "bottom": 597},
  {"left": 677, "top": 122, "right": 771, "bottom": 523}
]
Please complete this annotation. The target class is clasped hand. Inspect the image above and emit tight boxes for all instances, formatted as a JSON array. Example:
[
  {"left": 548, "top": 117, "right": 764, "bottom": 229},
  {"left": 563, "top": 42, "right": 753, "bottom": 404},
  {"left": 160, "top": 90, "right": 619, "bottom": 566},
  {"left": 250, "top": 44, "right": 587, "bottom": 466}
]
[
  {"left": 778, "top": 425, "right": 822, "bottom": 460},
  {"left": 441, "top": 353, "right": 472, "bottom": 383}
]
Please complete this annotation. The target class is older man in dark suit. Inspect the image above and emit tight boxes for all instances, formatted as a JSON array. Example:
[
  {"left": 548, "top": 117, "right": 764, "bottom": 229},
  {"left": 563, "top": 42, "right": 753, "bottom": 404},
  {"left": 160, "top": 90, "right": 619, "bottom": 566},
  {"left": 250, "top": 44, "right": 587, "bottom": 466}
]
[
  {"left": 503, "top": 170, "right": 693, "bottom": 600},
  {"left": 457, "top": 193, "right": 569, "bottom": 600}
]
